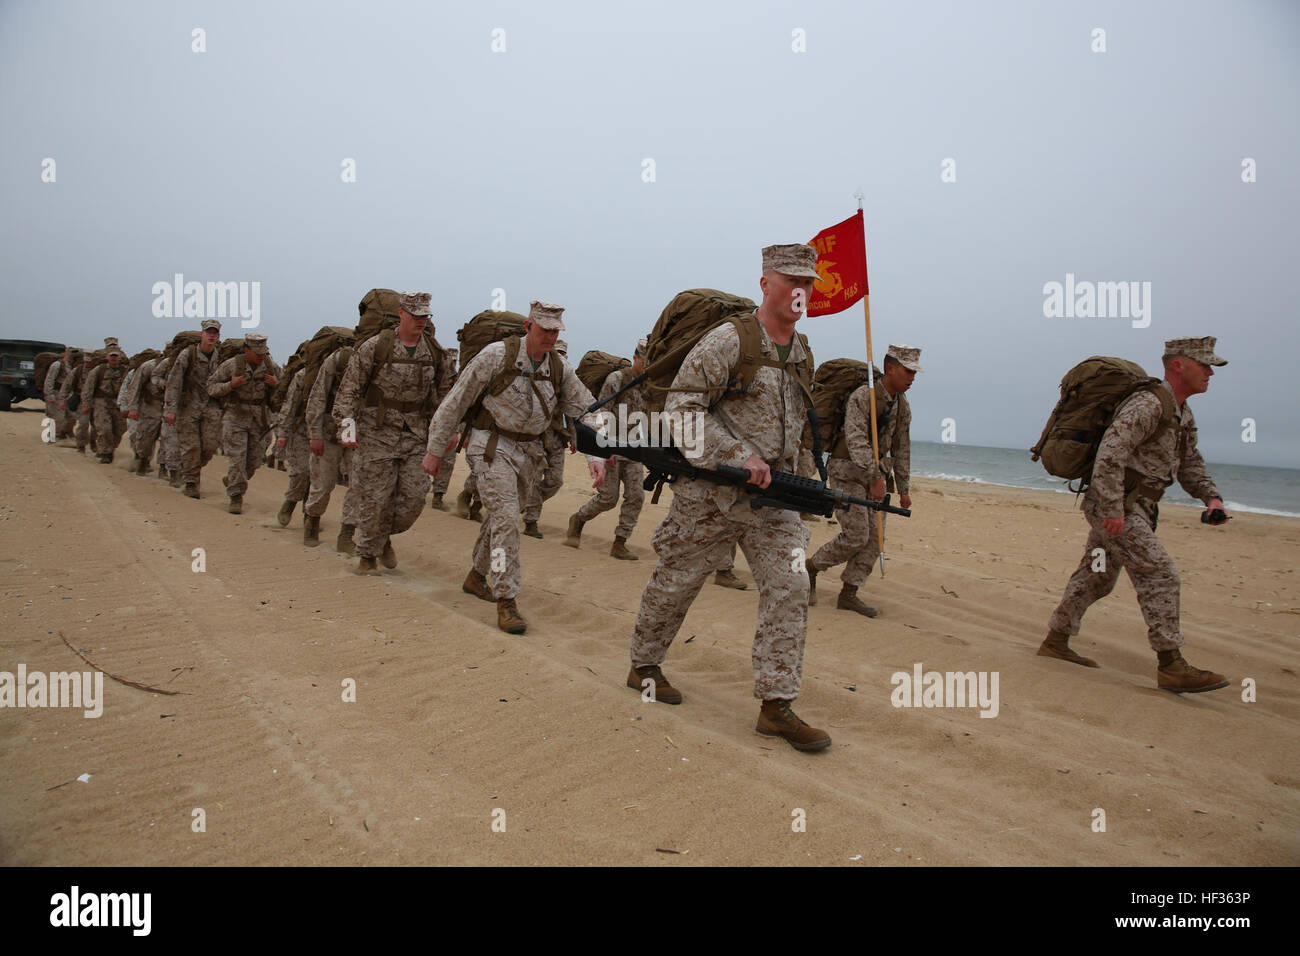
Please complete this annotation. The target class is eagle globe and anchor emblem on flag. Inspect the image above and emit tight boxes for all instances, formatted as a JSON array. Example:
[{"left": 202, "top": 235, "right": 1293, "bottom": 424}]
[
  {"left": 814, "top": 255, "right": 846, "bottom": 299},
  {"left": 807, "top": 209, "right": 868, "bottom": 317}
]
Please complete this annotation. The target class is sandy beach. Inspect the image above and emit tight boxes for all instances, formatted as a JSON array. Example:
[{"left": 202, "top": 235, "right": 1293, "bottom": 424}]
[{"left": 1, "top": 403, "right": 1296, "bottom": 866}]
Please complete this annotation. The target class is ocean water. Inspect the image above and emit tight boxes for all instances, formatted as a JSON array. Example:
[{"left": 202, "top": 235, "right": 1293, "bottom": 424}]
[{"left": 908, "top": 442, "right": 1300, "bottom": 518}]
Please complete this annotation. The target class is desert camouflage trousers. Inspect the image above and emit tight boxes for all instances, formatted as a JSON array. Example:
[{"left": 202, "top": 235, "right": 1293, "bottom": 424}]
[
  {"left": 283, "top": 428, "right": 311, "bottom": 502},
  {"left": 630, "top": 482, "right": 812, "bottom": 700},
  {"left": 353, "top": 428, "right": 427, "bottom": 559},
  {"left": 305, "top": 440, "right": 357, "bottom": 522},
  {"left": 221, "top": 415, "right": 270, "bottom": 498},
  {"left": 470, "top": 447, "right": 539, "bottom": 600},
  {"left": 131, "top": 404, "right": 163, "bottom": 465},
  {"left": 576, "top": 457, "right": 644, "bottom": 539},
  {"left": 159, "top": 420, "right": 181, "bottom": 472},
  {"left": 810, "top": 461, "right": 885, "bottom": 588},
  {"left": 46, "top": 401, "right": 73, "bottom": 440},
  {"left": 178, "top": 404, "right": 222, "bottom": 485},
  {"left": 1049, "top": 503, "right": 1185, "bottom": 651},
  {"left": 73, "top": 407, "right": 91, "bottom": 449},
  {"left": 521, "top": 434, "right": 566, "bottom": 523},
  {"left": 91, "top": 399, "right": 127, "bottom": 456}
]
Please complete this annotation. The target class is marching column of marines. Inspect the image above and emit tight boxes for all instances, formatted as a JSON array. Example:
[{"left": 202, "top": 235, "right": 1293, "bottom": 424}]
[{"left": 36, "top": 246, "right": 1238, "bottom": 755}]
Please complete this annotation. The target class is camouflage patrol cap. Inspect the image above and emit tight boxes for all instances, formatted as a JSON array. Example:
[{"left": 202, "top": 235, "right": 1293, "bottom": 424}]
[
  {"left": 554, "top": 339, "right": 568, "bottom": 355},
  {"left": 1163, "top": 335, "right": 1227, "bottom": 367},
  {"left": 69, "top": 348, "right": 83, "bottom": 359},
  {"left": 200, "top": 319, "right": 222, "bottom": 332},
  {"left": 398, "top": 291, "right": 433, "bottom": 318},
  {"left": 103, "top": 337, "right": 124, "bottom": 358},
  {"left": 761, "top": 243, "right": 820, "bottom": 279},
  {"left": 528, "top": 300, "right": 565, "bottom": 331},
  {"left": 243, "top": 332, "right": 270, "bottom": 355},
  {"left": 886, "top": 344, "right": 922, "bottom": 372}
]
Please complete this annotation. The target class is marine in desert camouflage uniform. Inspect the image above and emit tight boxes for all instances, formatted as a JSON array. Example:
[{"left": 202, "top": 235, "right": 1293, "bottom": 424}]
[
  {"left": 59, "top": 351, "right": 93, "bottom": 452},
  {"left": 520, "top": 339, "right": 573, "bottom": 537},
  {"left": 565, "top": 338, "right": 647, "bottom": 558},
  {"left": 44, "top": 348, "right": 75, "bottom": 440},
  {"left": 274, "top": 366, "right": 311, "bottom": 527},
  {"left": 117, "top": 365, "right": 136, "bottom": 437},
  {"left": 334, "top": 292, "right": 451, "bottom": 572},
  {"left": 626, "top": 243, "right": 831, "bottom": 753},
  {"left": 807, "top": 344, "right": 918, "bottom": 617},
  {"left": 424, "top": 301, "right": 603, "bottom": 634},
  {"left": 1042, "top": 336, "right": 1231, "bottom": 694},
  {"left": 207, "top": 332, "right": 282, "bottom": 514},
  {"left": 81, "top": 339, "right": 129, "bottom": 463},
  {"left": 428, "top": 347, "right": 460, "bottom": 511},
  {"left": 126, "top": 350, "right": 167, "bottom": 475},
  {"left": 164, "top": 319, "right": 224, "bottom": 498},
  {"left": 303, "top": 343, "right": 360, "bottom": 549},
  {"left": 152, "top": 353, "right": 182, "bottom": 484}
]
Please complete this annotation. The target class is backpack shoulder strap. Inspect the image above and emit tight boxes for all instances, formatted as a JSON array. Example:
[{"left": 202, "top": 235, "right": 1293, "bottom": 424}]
[
  {"left": 1148, "top": 382, "right": 1178, "bottom": 441},
  {"left": 487, "top": 336, "right": 523, "bottom": 396}
]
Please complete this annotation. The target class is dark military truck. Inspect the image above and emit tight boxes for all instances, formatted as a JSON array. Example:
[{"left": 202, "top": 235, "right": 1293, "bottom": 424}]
[{"left": 0, "top": 339, "right": 66, "bottom": 411}]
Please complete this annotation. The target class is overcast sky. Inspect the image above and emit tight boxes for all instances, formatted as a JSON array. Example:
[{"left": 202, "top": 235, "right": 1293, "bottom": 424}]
[{"left": 3, "top": 0, "right": 1297, "bottom": 467}]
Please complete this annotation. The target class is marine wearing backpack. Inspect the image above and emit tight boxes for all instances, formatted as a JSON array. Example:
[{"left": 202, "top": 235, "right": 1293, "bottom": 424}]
[
  {"left": 332, "top": 291, "right": 452, "bottom": 572},
  {"left": 1031, "top": 356, "right": 1179, "bottom": 500},
  {"left": 425, "top": 300, "right": 603, "bottom": 635}
]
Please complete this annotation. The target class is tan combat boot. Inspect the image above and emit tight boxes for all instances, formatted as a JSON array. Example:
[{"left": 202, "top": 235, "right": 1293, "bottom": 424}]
[
  {"left": 837, "top": 585, "right": 878, "bottom": 617},
  {"left": 610, "top": 537, "right": 638, "bottom": 560},
  {"left": 626, "top": 664, "right": 682, "bottom": 704},
  {"left": 430, "top": 492, "right": 448, "bottom": 512},
  {"left": 1157, "top": 650, "right": 1229, "bottom": 694},
  {"left": 380, "top": 540, "right": 397, "bottom": 569},
  {"left": 497, "top": 598, "right": 526, "bottom": 634},
  {"left": 303, "top": 514, "right": 320, "bottom": 547},
  {"left": 170, "top": 470, "right": 183, "bottom": 488},
  {"left": 136, "top": 458, "right": 152, "bottom": 476},
  {"left": 455, "top": 490, "right": 472, "bottom": 518},
  {"left": 355, "top": 555, "right": 379, "bottom": 575},
  {"left": 523, "top": 520, "right": 543, "bottom": 539},
  {"left": 462, "top": 569, "right": 494, "bottom": 602},
  {"left": 1037, "top": 630, "right": 1099, "bottom": 668},
  {"left": 563, "top": 514, "right": 584, "bottom": 549},
  {"left": 183, "top": 482, "right": 200, "bottom": 499},
  {"left": 756, "top": 699, "right": 832, "bottom": 752},
  {"left": 227, "top": 495, "right": 243, "bottom": 515},
  {"left": 277, "top": 499, "right": 296, "bottom": 527},
  {"left": 714, "top": 569, "right": 747, "bottom": 590},
  {"left": 336, "top": 523, "right": 356, "bottom": 554}
]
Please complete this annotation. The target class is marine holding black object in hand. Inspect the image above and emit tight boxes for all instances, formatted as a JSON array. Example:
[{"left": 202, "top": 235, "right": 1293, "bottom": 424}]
[
  {"left": 618, "top": 242, "right": 865, "bottom": 753},
  {"left": 1042, "top": 336, "right": 1232, "bottom": 693}
]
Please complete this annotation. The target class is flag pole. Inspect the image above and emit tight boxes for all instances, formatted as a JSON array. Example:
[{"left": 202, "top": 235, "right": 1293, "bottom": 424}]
[{"left": 855, "top": 191, "right": 886, "bottom": 573}]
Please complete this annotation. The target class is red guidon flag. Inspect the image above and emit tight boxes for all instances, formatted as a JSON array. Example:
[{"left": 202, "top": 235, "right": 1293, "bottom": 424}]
[{"left": 807, "top": 210, "right": 868, "bottom": 317}]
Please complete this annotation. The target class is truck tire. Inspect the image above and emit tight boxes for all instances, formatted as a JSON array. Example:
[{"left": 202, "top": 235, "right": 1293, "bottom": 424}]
[{"left": 0, "top": 386, "right": 12, "bottom": 411}]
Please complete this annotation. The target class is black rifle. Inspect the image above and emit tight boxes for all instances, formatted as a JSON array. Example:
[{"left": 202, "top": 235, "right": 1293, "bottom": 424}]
[{"left": 576, "top": 420, "right": 910, "bottom": 520}]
